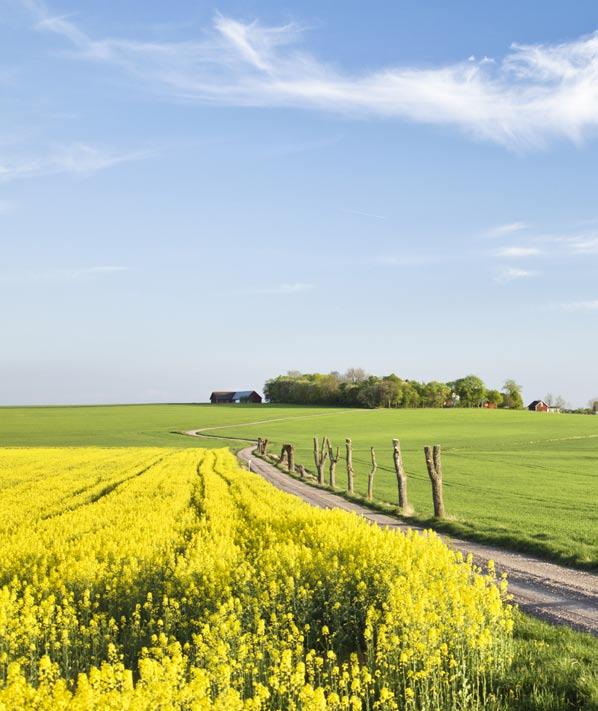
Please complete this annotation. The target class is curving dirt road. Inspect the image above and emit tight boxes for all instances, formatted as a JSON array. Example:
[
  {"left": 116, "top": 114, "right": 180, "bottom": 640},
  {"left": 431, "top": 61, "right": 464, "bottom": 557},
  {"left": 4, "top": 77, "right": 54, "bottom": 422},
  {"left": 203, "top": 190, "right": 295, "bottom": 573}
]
[{"left": 231, "top": 446, "right": 598, "bottom": 635}]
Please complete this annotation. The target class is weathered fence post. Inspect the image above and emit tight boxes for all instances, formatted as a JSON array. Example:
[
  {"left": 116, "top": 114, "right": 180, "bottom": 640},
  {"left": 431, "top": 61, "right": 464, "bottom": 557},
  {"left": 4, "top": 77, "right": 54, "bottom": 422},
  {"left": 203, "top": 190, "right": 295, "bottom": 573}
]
[
  {"left": 286, "top": 443, "right": 295, "bottom": 473},
  {"left": 313, "top": 436, "right": 328, "bottom": 485},
  {"left": 367, "top": 447, "right": 377, "bottom": 501},
  {"left": 392, "top": 438, "right": 410, "bottom": 513},
  {"left": 327, "top": 439, "right": 340, "bottom": 488},
  {"left": 257, "top": 437, "right": 269, "bottom": 456},
  {"left": 278, "top": 445, "right": 288, "bottom": 468},
  {"left": 424, "top": 444, "right": 445, "bottom": 518},
  {"left": 345, "top": 438, "right": 354, "bottom": 494},
  {"left": 297, "top": 464, "right": 306, "bottom": 478},
  {"left": 277, "top": 443, "right": 294, "bottom": 472}
]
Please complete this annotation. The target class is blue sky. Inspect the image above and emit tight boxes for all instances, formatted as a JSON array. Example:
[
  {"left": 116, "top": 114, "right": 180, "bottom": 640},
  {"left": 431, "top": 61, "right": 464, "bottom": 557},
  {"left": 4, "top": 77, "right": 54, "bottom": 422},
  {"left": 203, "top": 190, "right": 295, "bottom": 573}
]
[{"left": 2, "top": 0, "right": 598, "bottom": 406}]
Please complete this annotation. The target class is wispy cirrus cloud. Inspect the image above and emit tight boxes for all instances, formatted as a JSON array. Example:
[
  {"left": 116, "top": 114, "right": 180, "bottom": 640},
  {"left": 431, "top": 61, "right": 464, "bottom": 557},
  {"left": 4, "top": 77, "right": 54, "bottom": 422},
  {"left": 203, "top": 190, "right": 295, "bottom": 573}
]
[
  {"left": 566, "top": 235, "right": 598, "bottom": 254},
  {"left": 494, "top": 246, "right": 541, "bottom": 257},
  {"left": 345, "top": 209, "right": 386, "bottom": 220},
  {"left": 525, "top": 230, "right": 598, "bottom": 254},
  {"left": 561, "top": 299, "right": 598, "bottom": 311},
  {"left": 485, "top": 221, "right": 529, "bottom": 238},
  {"left": 484, "top": 221, "right": 598, "bottom": 256},
  {"left": 0, "top": 143, "right": 149, "bottom": 183},
  {"left": 18, "top": 1, "right": 598, "bottom": 149},
  {"left": 495, "top": 266, "right": 535, "bottom": 283}
]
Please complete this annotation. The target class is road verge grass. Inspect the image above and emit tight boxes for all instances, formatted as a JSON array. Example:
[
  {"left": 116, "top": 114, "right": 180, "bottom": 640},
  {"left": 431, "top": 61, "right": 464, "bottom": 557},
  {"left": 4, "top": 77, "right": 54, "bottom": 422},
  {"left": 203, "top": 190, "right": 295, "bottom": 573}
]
[
  {"left": 250, "top": 449, "right": 598, "bottom": 710},
  {"left": 251, "top": 447, "right": 597, "bottom": 571}
]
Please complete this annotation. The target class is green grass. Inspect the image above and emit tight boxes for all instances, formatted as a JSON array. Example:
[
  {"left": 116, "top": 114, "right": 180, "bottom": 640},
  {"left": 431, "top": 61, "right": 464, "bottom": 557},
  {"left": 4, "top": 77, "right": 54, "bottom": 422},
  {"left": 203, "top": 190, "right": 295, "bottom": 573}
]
[
  {"left": 1, "top": 403, "right": 597, "bottom": 568},
  {"left": 0, "top": 403, "right": 596, "bottom": 709},
  {"left": 189, "top": 405, "right": 598, "bottom": 569},
  {"left": 248, "top": 452, "right": 598, "bottom": 709},
  {"left": 499, "top": 613, "right": 597, "bottom": 710},
  {"left": 0, "top": 402, "right": 254, "bottom": 450}
]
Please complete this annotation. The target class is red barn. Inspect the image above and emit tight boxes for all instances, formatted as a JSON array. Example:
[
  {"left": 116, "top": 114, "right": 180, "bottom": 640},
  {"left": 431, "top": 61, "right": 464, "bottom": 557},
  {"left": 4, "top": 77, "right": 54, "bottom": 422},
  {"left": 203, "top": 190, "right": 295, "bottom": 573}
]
[{"left": 528, "top": 400, "right": 549, "bottom": 412}]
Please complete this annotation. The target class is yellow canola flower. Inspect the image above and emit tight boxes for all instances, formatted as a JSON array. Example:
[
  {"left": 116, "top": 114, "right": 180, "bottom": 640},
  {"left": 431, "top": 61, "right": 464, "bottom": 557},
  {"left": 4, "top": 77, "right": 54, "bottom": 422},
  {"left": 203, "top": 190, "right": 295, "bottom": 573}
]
[{"left": 0, "top": 447, "right": 513, "bottom": 709}]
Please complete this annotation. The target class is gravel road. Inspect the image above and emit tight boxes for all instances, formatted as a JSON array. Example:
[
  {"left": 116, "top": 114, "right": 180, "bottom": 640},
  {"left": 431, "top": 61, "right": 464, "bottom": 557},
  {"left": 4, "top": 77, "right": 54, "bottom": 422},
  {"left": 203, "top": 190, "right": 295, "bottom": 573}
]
[{"left": 236, "top": 445, "right": 598, "bottom": 635}]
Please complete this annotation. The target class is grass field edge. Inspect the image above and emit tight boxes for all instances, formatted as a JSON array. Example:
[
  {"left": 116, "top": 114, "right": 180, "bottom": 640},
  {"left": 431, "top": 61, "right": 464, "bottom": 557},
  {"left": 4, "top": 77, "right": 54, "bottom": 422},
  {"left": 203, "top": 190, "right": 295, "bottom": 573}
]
[{"left": 247, "top": 448, "right": 598, "bottom": 573}]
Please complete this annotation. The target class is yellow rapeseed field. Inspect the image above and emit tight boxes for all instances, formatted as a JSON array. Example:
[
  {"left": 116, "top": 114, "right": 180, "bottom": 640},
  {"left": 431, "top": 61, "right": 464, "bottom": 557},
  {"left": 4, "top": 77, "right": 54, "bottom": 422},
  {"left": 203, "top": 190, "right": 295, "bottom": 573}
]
[{"left": 0, "top": 447, "right": 513, "bottom": 709}]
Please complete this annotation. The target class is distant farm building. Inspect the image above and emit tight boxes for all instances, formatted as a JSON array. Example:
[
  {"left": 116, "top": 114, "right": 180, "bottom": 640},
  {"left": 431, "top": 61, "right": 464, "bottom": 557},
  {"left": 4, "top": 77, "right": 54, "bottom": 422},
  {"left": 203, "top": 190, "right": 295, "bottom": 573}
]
[
  {"left": 210, "top": 390, "right": 262, "bottom": 404},
  {"left": 528, "top": 400, "right": 560, "bottom": 413}
]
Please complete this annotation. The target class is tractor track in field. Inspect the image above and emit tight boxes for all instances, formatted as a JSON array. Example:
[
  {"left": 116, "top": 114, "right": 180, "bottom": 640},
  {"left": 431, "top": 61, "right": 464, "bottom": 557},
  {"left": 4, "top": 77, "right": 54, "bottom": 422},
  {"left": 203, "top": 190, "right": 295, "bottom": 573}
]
[
  {"left": 182, "top": 409, "right": 360, "bottom": 434},
  {"left": 181, "top": 430, "right": 598, "bottom": 635}
]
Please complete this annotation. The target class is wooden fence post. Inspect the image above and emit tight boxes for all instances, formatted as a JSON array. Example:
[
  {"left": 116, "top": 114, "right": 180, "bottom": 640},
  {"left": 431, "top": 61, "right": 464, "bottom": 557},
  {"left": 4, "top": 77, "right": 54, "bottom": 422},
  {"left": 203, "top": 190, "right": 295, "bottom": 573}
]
[
  {"left": 367, "top": 447, "right": 377, "bottom": 501},
  {"left": 278, "top": 445, "right": 287, "bottom": 468},
  {"left": 392, "top": 438, "right": 410, "bottom": 513},
  {"left": 345, "top": 438, "right": 354, "bottom": 494},
  {"left": 424, "top": 444, "right": 445, "bottom": 518},
  {"left": 327, "top": 439, "right": 340, "bottom": 488},
  {"left": 313, "top": 436, "right": 328, "bottom": 485},
  {"left": 257, "top": 437, "right": 269, "bottom": 456},
  {"left": 286, "top": 443, "right": 295, "bottom": 473}
]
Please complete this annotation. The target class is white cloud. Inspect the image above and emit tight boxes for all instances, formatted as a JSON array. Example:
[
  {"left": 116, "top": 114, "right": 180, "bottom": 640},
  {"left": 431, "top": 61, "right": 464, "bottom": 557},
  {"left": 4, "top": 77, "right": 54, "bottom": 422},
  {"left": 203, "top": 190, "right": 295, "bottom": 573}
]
[
  {"left": 485, "top": 221, "right": 529, "bottom": 238},
  {"left": 0, "top": 143, "right": 148, "bottom": 183},
  {"left": 20, "top": 2, "right": 598, "bottom": 148},
  {"left": 494, "top": 246, "right": 540, "bottom": 257},
  {"left": 346, "top": 209, "right": 386, "bottom": 220},
  {"left": 52, "top": 144, "right": 148, "bottom": 174},
  {"left": 567, "top": 236, "right": 598, "bottom": 254},
  {"left": 495, "top": 266, "right": 535, "bottom": 283},
  {"left": 561, "top": 300, "right": 598, "bottom": 311},
  {"left": 529, "top": 230, "right": 598, "bottom": 254}
]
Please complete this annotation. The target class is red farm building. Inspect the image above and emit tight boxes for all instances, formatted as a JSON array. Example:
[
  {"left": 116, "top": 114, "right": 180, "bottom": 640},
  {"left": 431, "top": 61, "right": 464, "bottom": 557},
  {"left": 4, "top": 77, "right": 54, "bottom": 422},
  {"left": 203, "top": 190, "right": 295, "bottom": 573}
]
[{"left": 528, "top": 400, "right": 561, "bottom": 413}]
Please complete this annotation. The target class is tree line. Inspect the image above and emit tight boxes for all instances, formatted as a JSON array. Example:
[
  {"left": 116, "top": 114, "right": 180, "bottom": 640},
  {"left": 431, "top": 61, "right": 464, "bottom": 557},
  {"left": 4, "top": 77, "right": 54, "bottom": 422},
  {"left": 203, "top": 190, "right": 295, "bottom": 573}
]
[{"left": 264, "top": 369, "right": 524, "bottom": 409}]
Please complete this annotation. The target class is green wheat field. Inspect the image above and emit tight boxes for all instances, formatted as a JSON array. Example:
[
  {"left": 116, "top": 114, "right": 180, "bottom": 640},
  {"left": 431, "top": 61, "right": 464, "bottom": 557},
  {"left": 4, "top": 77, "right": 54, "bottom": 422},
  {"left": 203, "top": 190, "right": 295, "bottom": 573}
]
[{"left": 1, "top": 403, "right": 596, "bottom": 568}]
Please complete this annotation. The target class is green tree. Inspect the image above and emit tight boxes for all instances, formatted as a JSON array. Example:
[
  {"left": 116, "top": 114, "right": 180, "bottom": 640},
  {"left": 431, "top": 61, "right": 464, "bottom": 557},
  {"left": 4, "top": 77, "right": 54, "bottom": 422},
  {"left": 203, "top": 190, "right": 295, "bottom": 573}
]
[
  {"left": 400, "top": 381, "right": 422, "bottom": 408},
  {"left": 486, "top": 389, "right": 504, "bottom": 407},
  {"left": 356, "top": 379, "right": 394, "bottom": 408},
  {"left": 421, "top": 381, "right": 452, "bottom": 408},
  {"left": 502, "top": 379, "right": 523, "bottom": 409},
  {"left": 382, "top": 374, "right": 404, "bottom": 407},
  {"left": 452, "top": 375, "right": 487, "bottom": 407}
]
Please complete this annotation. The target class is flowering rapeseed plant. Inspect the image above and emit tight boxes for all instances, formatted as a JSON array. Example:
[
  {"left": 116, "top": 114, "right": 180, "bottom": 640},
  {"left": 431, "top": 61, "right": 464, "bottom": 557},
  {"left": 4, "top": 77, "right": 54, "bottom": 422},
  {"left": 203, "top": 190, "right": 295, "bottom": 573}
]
[{"left": 0, "top": 447, "right": 513, "bottom": 709}]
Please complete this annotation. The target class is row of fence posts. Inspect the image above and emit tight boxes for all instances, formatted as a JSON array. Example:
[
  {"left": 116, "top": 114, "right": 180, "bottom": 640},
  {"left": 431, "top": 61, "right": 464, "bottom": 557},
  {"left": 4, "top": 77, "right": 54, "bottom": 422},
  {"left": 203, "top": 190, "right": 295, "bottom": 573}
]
[{"left": 255, "top": 436, "right": 446, "bottom": 519}]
